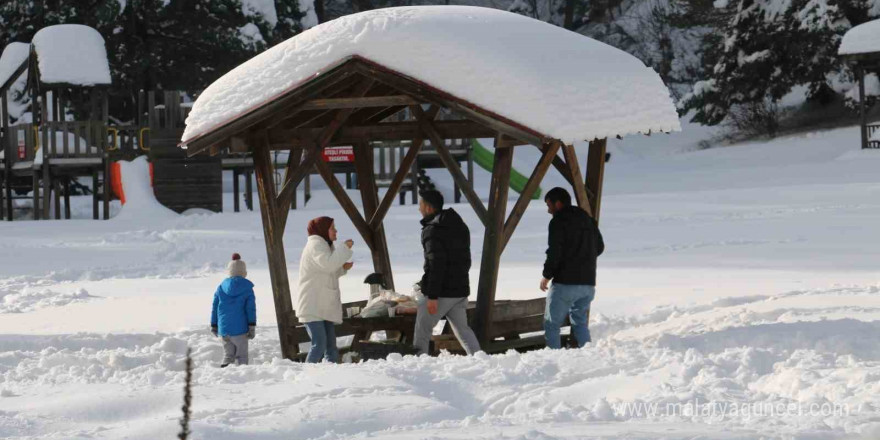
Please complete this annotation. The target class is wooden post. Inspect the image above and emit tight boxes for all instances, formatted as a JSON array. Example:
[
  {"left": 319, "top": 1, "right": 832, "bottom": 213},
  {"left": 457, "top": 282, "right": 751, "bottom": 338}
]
[
  {"left": 92, "top": 171, "right": 99, "bottom": 220},
  {"left": 233, "top": 168, "right": 241, "bottom": 212},
  {"left": 859, "top": 65, "right": 868, "bottom": 150},
  {"left": 2, "top": 93, "right": 12, "bottom": 220},
  {"left": 561, "top": 143, "right": 593, "bottom": 218},
  {"left": 354, "top": 141, "right": 395, "bottom": 290},
  {"left": 102, "top": 152, "right": 110, "bottom": 220},
  {"left": 252, "top": 133, "right": 298, "bottom": 359},
  {"left": 64, "top": 178, "right": 71, "bottom": 219},
  {"left": 53, "top": 179, "right": 61, "bottom": 219},
  {"left": 41, "top": 94, "right": 51, "bottom": 220},
  {"left": 474, "top": 135, "right": 514, "bottom": 346},
  {"left": 33, "top": 169, "right": 41, "bottom": 221},
  {"left": 245, "top": 170, "right": 253, "bottom": 210},
  {"left": 314, "top": 158, "right": 374, "bottom": 247},
  {"left": 585, "top": 139, "right": 607, "bottom": 223}
]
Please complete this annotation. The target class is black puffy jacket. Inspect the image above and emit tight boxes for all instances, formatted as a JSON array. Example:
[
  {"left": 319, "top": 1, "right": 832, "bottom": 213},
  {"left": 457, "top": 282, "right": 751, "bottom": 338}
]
[
  {"left": 420, "top": 208, "right": 471, "bottom": 299},
  {"left": 543, "top": 206, "right": 604, "bottom": 285}
]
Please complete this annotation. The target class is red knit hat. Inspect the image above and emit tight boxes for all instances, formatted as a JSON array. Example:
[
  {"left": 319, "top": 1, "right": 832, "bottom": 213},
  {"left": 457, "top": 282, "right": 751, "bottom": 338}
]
[
  {"left": 307, "top": 217, "right": 334, "bottom": 245},
  {"left": 232, "top": 253, "right": 241, "bottom": 261}
]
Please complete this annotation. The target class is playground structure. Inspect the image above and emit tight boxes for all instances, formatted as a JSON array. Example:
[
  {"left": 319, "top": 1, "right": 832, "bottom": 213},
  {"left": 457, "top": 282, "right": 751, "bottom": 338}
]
[
  {"left": 0, "top": 27, "right": 114, "bottom": 221},
  {"left": 840, "top": 18, "right": 880, "bottom": 149},
  {"left": 0, "top": 24, "right": 530, "bottom": 221}
]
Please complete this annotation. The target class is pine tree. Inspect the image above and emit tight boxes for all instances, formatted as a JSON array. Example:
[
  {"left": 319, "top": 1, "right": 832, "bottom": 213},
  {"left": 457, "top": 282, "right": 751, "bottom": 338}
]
[{"left": 680, "top": 0, "right": 875, "bottom": 127}]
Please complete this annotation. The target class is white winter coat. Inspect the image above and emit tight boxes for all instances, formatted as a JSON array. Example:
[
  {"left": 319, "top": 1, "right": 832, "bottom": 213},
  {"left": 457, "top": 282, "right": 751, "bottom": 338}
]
[{"left": 296, "top": 235, "right": 353, "bottom": 324}]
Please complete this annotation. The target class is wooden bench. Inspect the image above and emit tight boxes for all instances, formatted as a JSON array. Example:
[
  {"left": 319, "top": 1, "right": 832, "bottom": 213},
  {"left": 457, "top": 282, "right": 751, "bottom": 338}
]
[{"left": 286, "top": 297, "right": 578, "bottom": 361}]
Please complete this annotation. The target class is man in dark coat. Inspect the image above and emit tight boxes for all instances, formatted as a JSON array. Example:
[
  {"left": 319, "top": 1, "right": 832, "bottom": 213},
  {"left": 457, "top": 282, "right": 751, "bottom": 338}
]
[
  {"left": 412, "top": 190, "right": 481, "bottom": 355},
  {"left": 541, "top": 187, "right": 604, "bottom": 349}
]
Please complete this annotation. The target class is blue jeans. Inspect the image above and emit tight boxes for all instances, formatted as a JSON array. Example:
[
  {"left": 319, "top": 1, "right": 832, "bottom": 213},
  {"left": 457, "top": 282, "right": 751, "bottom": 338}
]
[
  {"left": 544, "top": 284, "right": 595, "bottom": 349},
  {"left": 304, "top": 320, "right": 339, "bottom": 363}
]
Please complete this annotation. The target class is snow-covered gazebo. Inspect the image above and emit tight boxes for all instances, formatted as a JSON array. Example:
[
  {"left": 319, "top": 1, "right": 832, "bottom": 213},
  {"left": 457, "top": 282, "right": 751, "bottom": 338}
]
[
  {"left": 181, "top": 6, "right": 680, "bottom": 359},
  {"left": 839, "top": 18, "right": 880, "bottom": 149}
]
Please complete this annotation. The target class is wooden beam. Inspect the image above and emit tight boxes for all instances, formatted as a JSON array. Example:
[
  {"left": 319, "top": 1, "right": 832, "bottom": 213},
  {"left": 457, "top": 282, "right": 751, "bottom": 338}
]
[
  {"left": 314, "top": 158, "right": 375, "bottom": 248},
  {"left": 275, "top": 77, "right": 376, "bottom": 217},
  {"left": 501, "top": 141, "right": 561, "bottom": 252},
  {"left": 474, "top": 135, "right": 514, "bottom": 346},
  {"left": 410, "top": 105, "right": 488, "bottom": 226},
  {"left": 300, "top": 95, "right": 420, "bottom": 110},
  {"left": 586, "top": 138, "right": 607, "bottom": 224},
  {"left": 561, "top": 143, "right": 593, "bottom": 217},
  {"left": 353, "top": 105, "right": 406, "bottom": 125},
  {"left": 276, "top": 144, "right": 316, "bottom": 226},
  {"left": 859, "top": 65, "right": 868, "bottom": 150},
  {"left": 354, "top": 141, "right": 395, "bottom": 291},
  {"left": 369, "top": 137, "right": 423, "bottom": 230},
  {"left": 183, "top": 61, "right": 361, "bottom": 156},
  {"left": 352, "top": 60, "right": 547, "bottom": 147},
  {"left": 269, "top": 120, "right": 495, "bottom": 146},
  {"left": 252, "top": 133, "right": 298, "bottom": 360},
  {"left": 368, "top": 106, "right": 439, "bottom": 229}
]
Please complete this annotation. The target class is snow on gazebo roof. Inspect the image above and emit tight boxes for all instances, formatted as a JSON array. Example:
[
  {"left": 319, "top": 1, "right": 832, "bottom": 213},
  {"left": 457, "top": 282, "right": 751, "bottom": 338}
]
[
  {"left": 0, "top": 42, "right": 30, "bottom": 88},
  {"left": 32, "top": 25, "right": 111, "bottom": 86},
  {"left": 182, "top": 6, "right": 680, "bottom": 145},
  {"left": 839, "top": 18, "right": 880, "bottom": 56}
]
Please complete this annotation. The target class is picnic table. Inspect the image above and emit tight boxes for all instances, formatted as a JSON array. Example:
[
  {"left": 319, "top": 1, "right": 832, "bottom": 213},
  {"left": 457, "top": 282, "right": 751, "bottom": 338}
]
[{"left": 346, "top": 314, "right": 417, "bottom": 352}]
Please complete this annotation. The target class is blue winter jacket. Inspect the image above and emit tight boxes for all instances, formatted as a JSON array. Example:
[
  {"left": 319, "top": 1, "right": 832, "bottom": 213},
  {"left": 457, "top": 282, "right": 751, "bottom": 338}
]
[{"left": 211, "top": 277, "right": 256, "bottom": 336}]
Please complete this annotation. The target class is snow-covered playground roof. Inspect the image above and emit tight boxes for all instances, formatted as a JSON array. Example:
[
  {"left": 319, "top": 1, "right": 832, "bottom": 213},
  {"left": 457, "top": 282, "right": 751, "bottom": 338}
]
[
  {"left": 182, "top": 6, "right": 680, "bottom": 147},
  {"left": 0, "top": 42, "right": 30, "bottom": 89},
  {"left": 32, "top": 25, "right": 111, "bottom": 86},
  {"left": 839, "top": 18, "right": 880, "bottom": 57}
]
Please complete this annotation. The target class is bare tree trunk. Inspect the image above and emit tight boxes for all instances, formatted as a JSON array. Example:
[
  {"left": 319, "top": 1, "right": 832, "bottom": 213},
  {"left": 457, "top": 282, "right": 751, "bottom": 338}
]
[
  {"left": 314, "top": 0, "right": 325, "bottom": 23},
  {"left": 564, "top": 0, "right": 575, "bottom": 29}
]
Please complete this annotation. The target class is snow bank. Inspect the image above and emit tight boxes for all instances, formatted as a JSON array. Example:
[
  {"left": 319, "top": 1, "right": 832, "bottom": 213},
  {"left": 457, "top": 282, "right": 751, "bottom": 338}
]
[
  {"left": 0, "top": 42, "right": 29, "bottom": 88},
  {"left": 182, "top": 6, "right": 680, "bottom": 146},
  {"left": 839, "top": 18, "right": 880, "bottom": 56},
  {"left": 0, "top": 288, "right": 94, "bottom": 314},
  {"left": 113, "top": 156, "right": 177, "bottom": 221},
  {"left": 31, "top": 25, "right": 111, "bottom": 86}
]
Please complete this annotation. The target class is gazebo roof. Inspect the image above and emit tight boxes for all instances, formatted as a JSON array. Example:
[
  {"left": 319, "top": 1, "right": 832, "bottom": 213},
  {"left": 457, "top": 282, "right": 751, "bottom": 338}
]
[
  {"left": 840, "top": 18, "right": 880, "bottom": 58},
  {"left": 182, "top": 6, "right": 679, "bottom": 147},
  {"left": 32, "top": 24, "right": 111, "bottom": 86}
]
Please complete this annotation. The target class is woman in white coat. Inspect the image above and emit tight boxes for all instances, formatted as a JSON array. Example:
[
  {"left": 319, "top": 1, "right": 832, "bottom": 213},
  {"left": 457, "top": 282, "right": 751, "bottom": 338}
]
[{"left": 297, "top": 216, "right": 354, "bottom": 363}]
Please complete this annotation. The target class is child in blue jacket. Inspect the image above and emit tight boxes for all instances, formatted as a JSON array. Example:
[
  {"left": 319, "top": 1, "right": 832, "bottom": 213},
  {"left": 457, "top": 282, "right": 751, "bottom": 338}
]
[{"left": 211, "top": 253, "right": 256, "bottom": 367}]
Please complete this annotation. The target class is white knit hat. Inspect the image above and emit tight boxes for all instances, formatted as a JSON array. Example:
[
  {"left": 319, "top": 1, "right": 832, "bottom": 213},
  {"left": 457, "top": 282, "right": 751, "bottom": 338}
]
[{"left": 227, "top": 253, "right": 247, "bottom": 278}]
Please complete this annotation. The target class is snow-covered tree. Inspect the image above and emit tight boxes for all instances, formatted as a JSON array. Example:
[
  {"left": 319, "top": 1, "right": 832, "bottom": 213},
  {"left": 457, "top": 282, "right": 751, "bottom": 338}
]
[{"left": 681, "top": 0, "right": 878, "bottom": 127}]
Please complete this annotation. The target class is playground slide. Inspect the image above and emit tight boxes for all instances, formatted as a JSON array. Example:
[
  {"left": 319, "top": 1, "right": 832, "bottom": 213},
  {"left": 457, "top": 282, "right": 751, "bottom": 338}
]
[
  {"left": 471, "top": 139, "right": 542, "bottom": 200},
  {"left": 111, "top": 156, "right": 176, "bottom": 220}
]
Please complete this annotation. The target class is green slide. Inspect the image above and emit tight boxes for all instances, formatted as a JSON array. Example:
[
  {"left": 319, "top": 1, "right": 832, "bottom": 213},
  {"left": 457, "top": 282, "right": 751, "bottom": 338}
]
[{"left": 471, "top": 139, "right": 542, "bottom": 200}]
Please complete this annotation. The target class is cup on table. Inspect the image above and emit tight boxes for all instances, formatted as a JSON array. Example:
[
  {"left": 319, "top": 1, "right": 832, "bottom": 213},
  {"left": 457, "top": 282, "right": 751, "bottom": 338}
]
[{"left": 387, "top": 306, "right": 396, "bottom": 318}]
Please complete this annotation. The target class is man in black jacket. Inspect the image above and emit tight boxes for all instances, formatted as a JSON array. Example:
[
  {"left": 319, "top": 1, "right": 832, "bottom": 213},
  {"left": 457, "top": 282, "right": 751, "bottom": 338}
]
[
  {"left": 412, "top": 190, "right": 481, "bottom": 355},
  {"left": 541, "top": 187, "right": 604, "bottom": 349}
]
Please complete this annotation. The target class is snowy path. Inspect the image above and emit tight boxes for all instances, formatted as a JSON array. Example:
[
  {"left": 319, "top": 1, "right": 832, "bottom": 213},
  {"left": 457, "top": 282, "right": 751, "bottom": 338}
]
[{"left": 1, "top": 126, "right": 880, "bottom": 438}]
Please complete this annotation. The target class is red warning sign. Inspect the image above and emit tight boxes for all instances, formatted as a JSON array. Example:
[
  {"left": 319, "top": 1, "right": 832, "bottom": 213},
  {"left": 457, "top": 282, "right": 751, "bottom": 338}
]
[{"left": 322, "top": 146, "right": 354, "bottom": 163}]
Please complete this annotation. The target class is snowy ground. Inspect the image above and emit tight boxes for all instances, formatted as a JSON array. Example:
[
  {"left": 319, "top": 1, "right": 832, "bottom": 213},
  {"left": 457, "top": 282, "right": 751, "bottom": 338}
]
[{"left": 1, "top": 123, "right": 880, "bottom": 439}]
